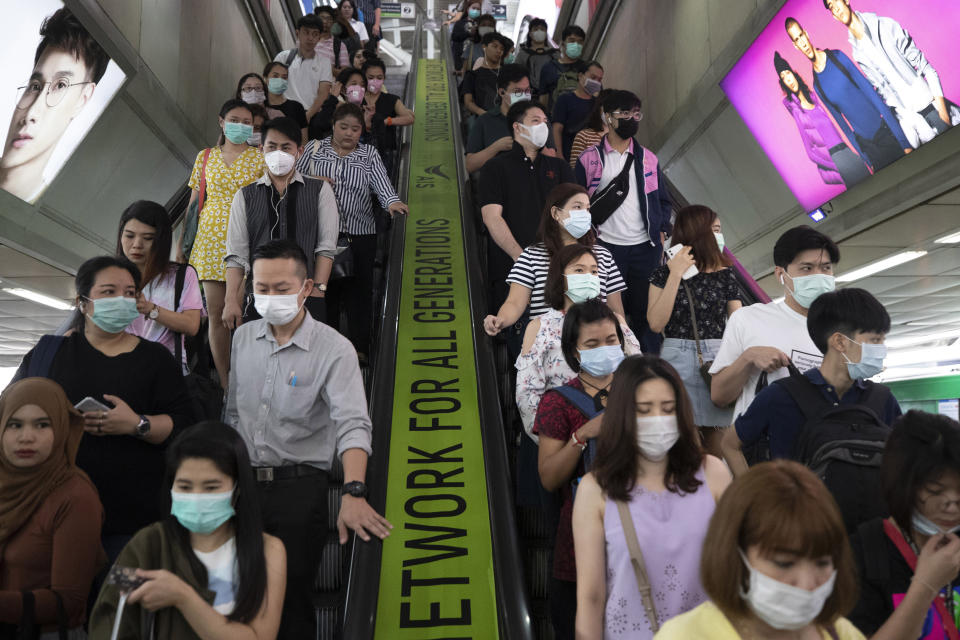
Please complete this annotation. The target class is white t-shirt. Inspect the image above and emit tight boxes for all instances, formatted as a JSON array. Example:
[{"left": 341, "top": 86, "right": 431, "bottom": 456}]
[
  {"left": 596, "top": 147, "right": 650, "bottom": 246},
  {"left": 708, "top": 300, "right": 824, "bottom": 419},
  {"left": 194, "top": 537, "right": 238, "bottom": 615},
  {"left": 273, "top": 50, "right": 334, "bottom": 109},
  {"left": 350, "top": 19, "right": 369, "bottom": 42}
]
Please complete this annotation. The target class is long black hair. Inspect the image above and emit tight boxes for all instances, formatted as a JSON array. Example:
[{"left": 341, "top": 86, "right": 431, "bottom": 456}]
[
  {"left": 70, "top": 255, "right": 141, "bottom": 333},
  {"left": 774, "top": 51, "right": 814, "bottom": 103},
  {"left": 115, "top": 200, "right": 173, "bottom": 288},
  {"left": 161, "top": 422, "right": 267, "bottom": 624}
]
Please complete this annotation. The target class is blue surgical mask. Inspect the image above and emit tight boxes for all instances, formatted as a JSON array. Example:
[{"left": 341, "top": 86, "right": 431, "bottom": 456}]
[
  {"left": 85, "top": 296, "right": 139, "bottom": 333},
  {"left": 171, "top": 490, "right": 236, "bottom": 534},
  {"left": 468, "top": 8, "right": 481, "bottom": 19},
  {"left": 840, "top": 335, "right": 886, "bottom": 380},
  {"left": 565, "top": 42, "right": 583, "bottom": 59},
  {"left": 504, "top": 52, "right": 516, "bottom": 64},
  {"left": 782, "top": 272, "right": 835, "bottom": 308},
  {"left": 562, "top": 209, "right": 593, "bottom": 239},
  {"left": 578, "top": 344, "right": 624, "bottom": 377},
  {"left": 912, "top": 511, "right": 960, "bottom": 536},
  {"left": 714, "top": 231, "right": 725, "bottom": 253},
  {"left": 224, "top": 122, "right": 253, "bottom": 144},
  {"left": 565, "top": 273, "right": 601, "bottom": 303},
  {"left": 267, "top": 77, "right": 288, "bottom": 95}
]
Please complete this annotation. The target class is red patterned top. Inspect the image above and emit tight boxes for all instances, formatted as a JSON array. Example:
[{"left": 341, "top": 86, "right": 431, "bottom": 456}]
[{"left": 534, "top": 377, "right": 590, "bottom": 582}]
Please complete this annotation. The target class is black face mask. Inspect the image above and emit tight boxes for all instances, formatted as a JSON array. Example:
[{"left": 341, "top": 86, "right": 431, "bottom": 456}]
[{"left": 612, "top": 117, "right": 639, "bottom": 139}]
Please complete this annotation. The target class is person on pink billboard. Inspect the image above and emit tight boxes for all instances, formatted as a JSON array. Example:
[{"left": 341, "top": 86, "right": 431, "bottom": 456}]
[
  {"left": 785, "top": 16, "right": 911, "bottom": 174},
  {"left": 774, "top": 51, "right": 870, "bottom": 188},
  {"left": 823, "top": 0, "right": 960, "bottom": 149}
]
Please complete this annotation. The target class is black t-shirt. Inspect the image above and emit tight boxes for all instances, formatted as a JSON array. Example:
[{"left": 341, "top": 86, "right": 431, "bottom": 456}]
[
  {"left": 477, "top": 142, "right": 575, "bottom": 295},
  {"left": 461, "top": 68, "right": 500, "bottom": 112},
  {"left": 368, "top": 92, "right": 401, "bottom": 152},
  {"left": 271, "top": 98, "right": 308, "bottom": 130},
  {"left": 648, "top": 266, "right": 742, "bottom": 340},
  {"left": 14, "top": 332, "right": 194, "bottom": 535},
  {"left": 849, "top": 517, "right": 960, "bottom": 636}
]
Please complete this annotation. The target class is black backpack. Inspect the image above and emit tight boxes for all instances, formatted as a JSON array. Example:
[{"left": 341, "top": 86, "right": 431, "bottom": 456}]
[
  {"left": 172, "top": 264, "right": 223, "bottom": 422},
  {"left": 776, "top": 368, "right": 894, "bottom": 533}
]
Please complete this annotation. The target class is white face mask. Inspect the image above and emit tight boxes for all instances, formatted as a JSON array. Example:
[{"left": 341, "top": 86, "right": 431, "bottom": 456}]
[
  {"left": 635, "top": 415, "right": 680, "bottom": 461},
  {"left": 254, "top": 285, "right": 304, "bottom": 326},
  {"left": 912, "top": 511, "right": 960, "bottom": 536},
  {"left": 739, "top": 550, "right": 837, "bottom": 631},
  {"left": 264, "top": 149, "right": 296, "bottom": 176},
  {"left": 508, "top": 90, "right": 532, "bottom": 105},
  {"left": 519, "top": 121, "right": 549, "bottom": 148}
]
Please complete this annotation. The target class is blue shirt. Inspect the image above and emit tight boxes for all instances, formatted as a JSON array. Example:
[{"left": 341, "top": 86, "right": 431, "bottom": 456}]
[
  {"left": 813, "top": 49, "right": 910, "bottom": 157},
  {"left": 735, "top": 368, "right": 902, "bottom": 459},
  {"left": 552, "top": 91, "right": 594, "bottom": 159}
]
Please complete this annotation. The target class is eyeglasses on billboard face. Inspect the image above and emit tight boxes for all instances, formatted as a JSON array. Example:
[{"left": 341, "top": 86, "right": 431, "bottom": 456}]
[{"left": 15, "top": 79, "right": 94, "bottom": 110}]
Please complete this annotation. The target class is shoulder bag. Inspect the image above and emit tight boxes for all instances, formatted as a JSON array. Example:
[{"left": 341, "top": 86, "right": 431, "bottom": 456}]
[
  {"left": 0, "top": 590, "right": 70, "bottom": 640},
  {"left": 681, "top": 280, "right": 734, "bottom": 408},
  {"left": 171, "top": 263, "right": 223, "bottom": 421},
  {"left": 589, "top": 151, "right": 634, "bottom": 227},
  {"left": 615, "top": 501, "right": 659, "bottom": 632},
  {"left": 180, "top": 148, "right": 212, "bottom": 261}
]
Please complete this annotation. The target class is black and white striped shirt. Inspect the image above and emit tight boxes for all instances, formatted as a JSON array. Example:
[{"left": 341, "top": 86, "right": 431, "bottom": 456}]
[
  {"left": 506, "top": 243, "right": 627, "bottom": 317},
  {"left": 296, "top": 138, "right": 400, "bottom": 235}
]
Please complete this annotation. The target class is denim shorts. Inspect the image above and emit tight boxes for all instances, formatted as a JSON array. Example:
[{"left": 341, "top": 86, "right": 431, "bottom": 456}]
[{"left": 660, "top": 338, "right": 735, "bottom": 428}]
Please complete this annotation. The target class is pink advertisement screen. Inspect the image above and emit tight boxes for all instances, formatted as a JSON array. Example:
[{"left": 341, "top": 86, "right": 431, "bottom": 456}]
[{"left": 720, "top": 0, "right": 960, "bottom": 211}]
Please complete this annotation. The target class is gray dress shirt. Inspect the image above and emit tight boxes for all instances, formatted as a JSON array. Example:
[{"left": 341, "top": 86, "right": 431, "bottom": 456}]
[{"left": 225, "top": 311, "right": 373, "bottom": 468}]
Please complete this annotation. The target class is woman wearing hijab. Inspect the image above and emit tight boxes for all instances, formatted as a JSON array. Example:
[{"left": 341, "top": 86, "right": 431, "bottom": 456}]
[{"left": 0, "top": 377, "right": 105, "bottom": 636}]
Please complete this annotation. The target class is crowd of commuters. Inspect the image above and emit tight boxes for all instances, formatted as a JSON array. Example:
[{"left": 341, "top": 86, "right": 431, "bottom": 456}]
[{"left": 3, "top": 6, "right": 960, "bottom": 640}]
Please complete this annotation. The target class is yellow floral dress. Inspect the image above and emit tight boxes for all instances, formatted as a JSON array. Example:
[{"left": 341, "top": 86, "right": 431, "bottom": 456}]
[{"left": 187, "top": 146, "right": 264, "bottom": 281}]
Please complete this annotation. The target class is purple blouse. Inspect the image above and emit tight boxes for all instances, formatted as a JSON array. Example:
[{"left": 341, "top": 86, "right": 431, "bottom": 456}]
[
  {"left": 783, "top": 93, "right": 845, "bottom": 185},
  {"left": 602, "top": 466, "right": 714, "bottom": 639}
]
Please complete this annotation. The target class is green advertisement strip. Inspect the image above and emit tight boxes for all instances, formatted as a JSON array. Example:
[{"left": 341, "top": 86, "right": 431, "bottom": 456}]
[{"left": 374, "top": 58, "right": 499, "bottom": 638}]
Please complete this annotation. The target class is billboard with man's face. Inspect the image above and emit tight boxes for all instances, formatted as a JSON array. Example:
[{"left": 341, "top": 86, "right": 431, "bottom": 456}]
[
  {"left": 0, "top": 1, "right": 125, "bottom": 204},
  {"left": 720, "top": 0, "right": 960, "bottom": 212}
]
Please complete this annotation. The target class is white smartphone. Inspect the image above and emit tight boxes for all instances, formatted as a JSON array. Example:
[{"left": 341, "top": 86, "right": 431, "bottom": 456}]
[
  {"left": 74, "top": 396, "right": 111, "bottom": 413},
  {"left": 665, "top": 244, "right": 699, "bottom": 280}
]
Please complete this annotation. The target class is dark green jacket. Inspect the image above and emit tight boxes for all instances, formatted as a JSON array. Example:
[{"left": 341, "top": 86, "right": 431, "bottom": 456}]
[{"left": 88, "top": 522, "right": 215, "bottom": 640}]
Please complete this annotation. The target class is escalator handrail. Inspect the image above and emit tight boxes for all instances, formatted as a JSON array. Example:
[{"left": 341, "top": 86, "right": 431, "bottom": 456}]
[
  {"left": 341, "top": 10, "right": 423, "bottom": 637},
  {"left": 440, "top": 27, "right": 535, "bottom": 640}
]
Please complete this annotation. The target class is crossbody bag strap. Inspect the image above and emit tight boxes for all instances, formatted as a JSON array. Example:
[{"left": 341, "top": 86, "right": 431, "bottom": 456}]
[
  {"left": 680, "top": 280, "right": 704, "bottom": 367},
  {"left": 883, "top": 519, "right": 960, "bottom": 640},
  {"left": 54, "top": 590, "right": 68, "bottom": 640},
  {"left": 172, "top": 263, "right": 188, "bottom": 371},
  {"left": 615, "top": 500, "right": 659, "bottom": 631}
]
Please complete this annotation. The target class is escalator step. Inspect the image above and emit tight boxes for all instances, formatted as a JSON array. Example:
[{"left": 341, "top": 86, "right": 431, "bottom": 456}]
[
  {"left": 327, "top": 486, "right": 342, "bottom": 531},
  {"left": 316, "top": 537, "right": 345, "bottom": 591},
  {"left": 523, "top": 547, "right": 552, "bottom": 599}
]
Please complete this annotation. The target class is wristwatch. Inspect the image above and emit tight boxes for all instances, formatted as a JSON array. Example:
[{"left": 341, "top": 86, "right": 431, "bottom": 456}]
[
  {"left": 134, "top": 414, "right": 151, "bottom": 438},
  {"left": 315, "top": 283, "right": 327, "bottom": 293},
  {"left": 342, "top": 481, "right": 368, "bottom": 498},
  {"left": 148, "top": 304, "right": 160, "bottom": 320}
]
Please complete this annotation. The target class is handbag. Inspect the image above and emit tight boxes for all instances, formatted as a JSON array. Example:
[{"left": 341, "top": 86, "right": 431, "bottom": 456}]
[
  {"left": 180, "top": 148, "right": 212, "bottom": 261},
  {"left": 0, "top": 590, "right": 69, "bottom": 640},
  {"left": 330, "top": 233, "right": 355, "bottom": 280},
  {"left": 681, "top": 280, "right": 734, "bottom": 408},
  {"left": 589, "top": 152, "right": 634, "bottom": 227},
  {"left": 615, "top": 501, "right": 660, "bottom": 632},
  {"left": 171, "top": 264, "right": 223, "bottom": 421}
]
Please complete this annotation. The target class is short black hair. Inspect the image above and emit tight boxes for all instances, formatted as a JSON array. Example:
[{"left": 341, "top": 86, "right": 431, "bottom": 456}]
[
  {"left": 821, "top": 0, "right": 846, "bottom": 11},
  {"left": 477, "top": 13, "right": 496, "bottom": 27},
  {"left": 560, "top": 298, "right": 625, "bottom": 372},
  {"left": 362, "top": 57, "right": 386, "bottom": 76},
  {"left": 314, "top": 6, "right": 336, "bottom": 18},
  {"left": 35, "top": 8, "right": 109, "bottom": 83},
  {"left": 336, "top": 66, "right": 364, "bottom": 86},
  {"left": 296, "top": 14, "right": 323, "bottom": 31},
  {"left": 251, "top": 240, "right": 308, "bottom": 279},
  {"left": 333, "top": 102, "right": 363, "bottom": 124},
  {"left": 582, "top": 60, "right": 604, "bottom": 74},
  {"left": 883, "top": 411, "right": 960, "bottom": 533},
  {"left": 806, "top": 288, "right": 891, "bottom": 353},
  {"left": 71, "top": 255, "right": 142, "bottom": 332},
  {"left": 497, "top": 64, "right": 529, "bottom": 90},
  {"left": 263, "top": 61, "right": 287, "bottom": 77},
  {"left": 507, "top": 99, "right": 545, "bottom": 129},
  {"left": 562, "top": 25, "right": 586, "bottom": 41},
  {"left": 261, "top": 117, "right": 301, "bottom": 146},
  {"left": 785, "top": 16, "right": 802, "bottom": 33},
  {"left": 773, "top": 225, "right": 840, "bottom": 268},
  {"left": 481, "top": 31, "right": 501, "bottom": 46},
  {"left": 544, "top": 244, "right": 597, "bottom": 311},
  {"left": 602, "top": 89, "right": 642, "bottom": 114}
]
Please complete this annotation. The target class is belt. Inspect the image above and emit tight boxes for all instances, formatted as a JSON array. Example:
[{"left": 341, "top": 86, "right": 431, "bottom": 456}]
[{"left": 253, "top": 464, "right": 324, "bottom": 483}]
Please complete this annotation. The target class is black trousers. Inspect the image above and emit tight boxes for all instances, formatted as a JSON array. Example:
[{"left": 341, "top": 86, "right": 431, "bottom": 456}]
[
  {"left": 549, "top": 577, "right": 577, "bottom": 640},
  {"left": 857, "top": 121, "right": 905, "bottom": 173},
  {"left": 256, "top": 472, "right": 329, "bottom": 639},
  {"left": 326, "top": 233, "right": 378, "bottom": 355}
]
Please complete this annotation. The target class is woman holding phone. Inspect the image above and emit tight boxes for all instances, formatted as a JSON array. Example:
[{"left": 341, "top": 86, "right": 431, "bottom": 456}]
[
  {"left": 13, "top": 255, "right": 194, "bottom": 561},
  {"left": 90, "top": 422, "right": 286, "bottom": 639}
]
